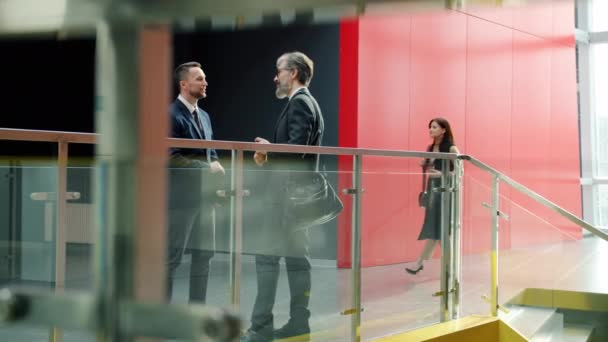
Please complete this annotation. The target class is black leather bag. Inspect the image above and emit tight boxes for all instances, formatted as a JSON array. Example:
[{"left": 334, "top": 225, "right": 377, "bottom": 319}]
[
  {"left": 288, "top": 171, "right": 344, "bottom": 230},
  {"left": 418, "top": 165, "right": 429, "bottom": 208},
  {"left": 286, "top": 91, "right": 343, "bottom": 229}
]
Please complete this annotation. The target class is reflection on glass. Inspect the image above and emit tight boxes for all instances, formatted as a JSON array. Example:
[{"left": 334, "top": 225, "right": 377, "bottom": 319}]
[
  {"left": 0, "top": 327, "right": 96, "bottom": 342},
  {"left": 494, "top": 192, "right": 608, "bottom": 332},
  {"left": 166, "top": 152, "right": 230, "bottom": 308},
  {"left": 239, "top": 156, "right": 351, "bottom": 342},
  {"left": 360, "top": 163, "right": 441, "bottom": 340},
  {"left": 0, "top": 164, "right": 97, "bottom": 341},
  {"left": 460, "top": 175, "right": 493, "bottom": 317}
]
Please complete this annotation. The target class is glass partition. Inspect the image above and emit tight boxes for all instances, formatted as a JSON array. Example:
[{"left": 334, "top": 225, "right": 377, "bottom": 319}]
[
  {"left": 359, "top": 155, "right": 441, "bottom": 339},
  {"left": 499, "top": 189, "right": 605, "bottom": 306},
  {"left": 0, "top": 163, "right": 58, "bottom": 291},
  {"left": 0, "top": 162, "right": 95, "bottom": 341},
  {"left": 9, "top": 132, "right": 602, "bottom": 341},
  {"left": 0, "top": 327, "right": 97, "bottom": 342},
  {"left": 238, "top": 152, "right": 352, "bottom": 341},
  {"left": 459, "top": 173, "right": 496, "bottom": 317},
  {"left": 165, "top": 149, "right": 232, "bottom": 309}
]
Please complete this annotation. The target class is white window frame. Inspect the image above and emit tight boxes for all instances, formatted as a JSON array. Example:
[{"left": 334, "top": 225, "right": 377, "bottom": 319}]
[{"left": 578, "top": 0, "right": 608, "bottom": 232}]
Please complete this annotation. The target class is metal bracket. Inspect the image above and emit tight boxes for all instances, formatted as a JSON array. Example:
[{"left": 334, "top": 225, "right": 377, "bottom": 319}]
[
  {"left": 481, "top": 294, "right": 510, "bottom": 314},
  {"left": 342, "top": 188, "right": 364, "bottom": 195},
  {"left": 215, "top": 189, "right": 250, "bottom": 197},
  {"left": 432, "top": 288, "right": 456, "bottom": 297},
  {"left": 340, "top": 307, "right": 365, "bottom": 315},
  {"left": 481, "top": 202, "right": 510, "bottom": 220},
  {"left": 30, "top": 192, "right": 81, "bottom": 201}
]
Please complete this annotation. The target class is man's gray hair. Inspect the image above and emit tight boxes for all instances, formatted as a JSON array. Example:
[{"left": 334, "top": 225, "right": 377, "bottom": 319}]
[{"left": 279, "top": 52, "right": 314, "bottom": 86}]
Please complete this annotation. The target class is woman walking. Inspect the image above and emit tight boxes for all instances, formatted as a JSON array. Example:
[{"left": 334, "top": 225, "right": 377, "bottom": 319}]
[{"left": 406, "top": 117, "right": 460, "bottom": 275}]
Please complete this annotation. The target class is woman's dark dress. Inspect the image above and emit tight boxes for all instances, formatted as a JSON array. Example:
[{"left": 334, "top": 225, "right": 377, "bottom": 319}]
[{"left": 417, "top": 141, "right": 454, "bottom": 241}]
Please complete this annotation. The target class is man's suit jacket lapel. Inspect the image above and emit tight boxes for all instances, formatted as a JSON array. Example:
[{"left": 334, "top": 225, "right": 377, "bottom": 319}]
[
  {"left": 177, "top": 101, "right": 204, "bottom": 139},
  {"left": 273, "top": 88, "right": 308, "bottom": 142},
  {"left": 197, "top": 110, "right": 212, "bottom": 140},
  {"left": 273, "top": 102, "right": 290, "bottom": 143}
]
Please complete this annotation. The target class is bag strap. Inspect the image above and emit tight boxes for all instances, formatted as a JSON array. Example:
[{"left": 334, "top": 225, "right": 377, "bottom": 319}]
[{"left": 292, "top": 91, "right": 323, "bottom": 172}]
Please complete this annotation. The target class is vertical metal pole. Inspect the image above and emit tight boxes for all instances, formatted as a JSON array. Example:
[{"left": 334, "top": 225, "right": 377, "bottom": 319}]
[
  {"left": 490, "top": 175, "right": 500, "bottom": 317},
  {"left": 95, "top": 20, "right": 171, "bottom": 341},
  {"left": 439, "top": 159, "right": 451, "bottom": 322},
  {"left": 50, "top": 141, "right": 68, "bottom": 342},
  {"left": 351, "top": 155, "right": 362, "bottom": 342},
  {"left": 56, "top": 141, "right": 68, "bottom": 292},
  {"left": 95, "top": 21, "right": 139, "bottom": 341},
  {"left": 450, "top": 159, "right": 464, "bottom": 320},
  {"left": 133, "top": 25, "right": 171, "bottom": 306},
  {"left": 229, "top": 150, "right": 243, "bottom": 309},
  {"left": 8, "top": 162, "right": 18, "bottom": 280}
]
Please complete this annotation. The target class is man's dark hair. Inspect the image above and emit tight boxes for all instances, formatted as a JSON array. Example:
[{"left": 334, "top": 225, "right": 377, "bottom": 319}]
[
  {"left": 174, "top": 61, "right": 201, "bottom": 86},
  {"left": 279, "top": 52, "right": 314, "bottom": 86}
]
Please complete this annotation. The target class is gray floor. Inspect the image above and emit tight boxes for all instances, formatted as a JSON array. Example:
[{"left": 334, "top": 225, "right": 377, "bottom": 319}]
[{"left": 0, "top": 236, "right": 606, "bottom": 341}]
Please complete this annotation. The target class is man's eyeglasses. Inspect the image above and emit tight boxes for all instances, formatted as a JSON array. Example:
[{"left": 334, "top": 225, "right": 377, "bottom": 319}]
[{"left": 276, "top": 67, "right": 291, "bottom": 76}]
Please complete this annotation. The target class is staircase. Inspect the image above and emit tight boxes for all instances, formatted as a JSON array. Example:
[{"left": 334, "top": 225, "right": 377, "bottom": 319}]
[
  {"left": 376, "top": 289, "right": 606, "bottom": 341},
  {"left": 500, "top": 305, "right": 595, "bottom": 341},
  {"left": 497, "top": 288, "right": 608, "bottom": 342}
]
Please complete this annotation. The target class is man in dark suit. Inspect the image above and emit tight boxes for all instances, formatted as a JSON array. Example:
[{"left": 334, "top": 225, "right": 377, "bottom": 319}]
[
  {"left": 242, "top": 52, "right": 324, "bottom": 342},
  {"left": 167, "top": 61, "right": 225, "bottom": 303}
]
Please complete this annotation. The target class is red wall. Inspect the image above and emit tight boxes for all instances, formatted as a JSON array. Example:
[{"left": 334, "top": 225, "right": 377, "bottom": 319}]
[{"left": 338, "top": 1, "right": 581, "bottom": 267}]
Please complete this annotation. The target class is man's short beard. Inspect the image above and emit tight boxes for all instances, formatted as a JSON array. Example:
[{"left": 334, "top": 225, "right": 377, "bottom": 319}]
[
  {"left": 275, "top": 84, "right": 290, "bottom": 99},
  {"left": 275, "top": 89, "right": 287, "bottom": 99},
  {"left": 190, "top": 89, "right": 205, "bottom": 99}
]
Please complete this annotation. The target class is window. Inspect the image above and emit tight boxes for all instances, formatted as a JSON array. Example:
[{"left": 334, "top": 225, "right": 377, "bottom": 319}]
[
  {"left": 591, "top": 43, "right": 608, "bottom": 225},
  {"left": 591, "top": 0, "right": 608, "bottom": 32},
  {"left": 593, "top": 44, "right": 608, "bottom": 176}
]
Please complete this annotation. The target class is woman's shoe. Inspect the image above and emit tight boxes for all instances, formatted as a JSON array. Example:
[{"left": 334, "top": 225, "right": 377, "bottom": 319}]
[{"left": 405, "top": 264, "right": 423, "bottom": 275}]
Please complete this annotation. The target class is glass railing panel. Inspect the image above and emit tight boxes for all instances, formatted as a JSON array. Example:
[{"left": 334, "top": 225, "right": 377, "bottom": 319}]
[
  {"left": 359, "top": 156, "right": 442, "bottom": 339},
  {"left": 460, "top": 174, "right": 504, "bottom": 317},
  {"left": 0, "top": 164, "right": 58, "bottom": 290},
  {"left": 166, "top": 149, "right": 232, "bottom": 310},
  {"left": 0, "top": 162, "right": 93, "bottom": 341},
  {"left": 0, "top": 327, "right": 97, "bottom": 342},
  {"left": 239, "top": 152, "right": 351, "bottom": 341},
  {"left": 65, "top": 165, "right": 95, "bottom": 292},
  {"left": 499, "top": 190, "right": 606, "bottom": 307}
]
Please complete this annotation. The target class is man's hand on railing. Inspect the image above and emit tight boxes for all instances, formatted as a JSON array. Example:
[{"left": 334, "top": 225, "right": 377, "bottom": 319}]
[
  {"left": 253, "top": 137, "right": 270, "bottom": 166},
  {"left": 210, "top": 161, "right": 225, "bottom": 175}
]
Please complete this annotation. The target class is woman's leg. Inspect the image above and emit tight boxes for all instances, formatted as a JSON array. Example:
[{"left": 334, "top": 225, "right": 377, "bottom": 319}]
[
  {"left": 419, "top": 239, "right": 438, "bottom": 264},
  {"left": 406, "top": 239, "right": 438, "bottom": 274}
]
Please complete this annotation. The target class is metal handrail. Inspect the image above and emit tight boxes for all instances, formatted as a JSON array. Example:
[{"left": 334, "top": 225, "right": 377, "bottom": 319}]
[
  {"left": 0, "top": 128, "right": 97, "bottom": 144},
  {"left": 1, "top": 127, "right": 606, "bottom": 241},
  {"left": 0, "top": 128, "right": 458, "bottom": 159},
  {"left": 462, "top": 155, "right": 608, "bottom": 242},
  {"left": 167, "top": 138, "right": 459, "bottom": 159}
]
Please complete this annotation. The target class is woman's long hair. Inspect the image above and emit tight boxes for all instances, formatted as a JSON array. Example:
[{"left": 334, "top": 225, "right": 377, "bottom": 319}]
[
  {"left": 427, "top": 117, "right": 455, "bottom": 152},
  {"left": 424, "top": 118, "right": 455, "bottom": 169}
]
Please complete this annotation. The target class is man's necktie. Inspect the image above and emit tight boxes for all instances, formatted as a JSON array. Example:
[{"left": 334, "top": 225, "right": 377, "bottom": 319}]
[
  {"left": 192, "top": 109, "right": 204, "bottom": 137},
  {"left": 193, "top": 109, "right": 211, "bottom": 162}
]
